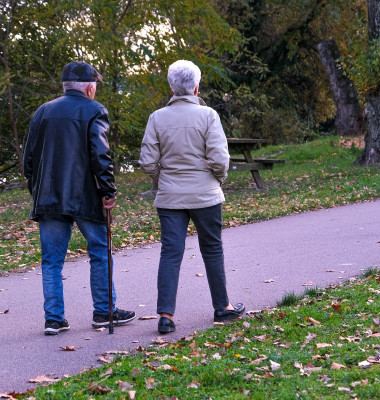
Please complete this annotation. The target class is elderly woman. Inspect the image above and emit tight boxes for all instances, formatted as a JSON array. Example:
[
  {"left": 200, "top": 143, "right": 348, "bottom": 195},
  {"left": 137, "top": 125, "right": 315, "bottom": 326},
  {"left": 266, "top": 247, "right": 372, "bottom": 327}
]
[{"left": 139, "top": 60, "right": 244, "bottom": 333}]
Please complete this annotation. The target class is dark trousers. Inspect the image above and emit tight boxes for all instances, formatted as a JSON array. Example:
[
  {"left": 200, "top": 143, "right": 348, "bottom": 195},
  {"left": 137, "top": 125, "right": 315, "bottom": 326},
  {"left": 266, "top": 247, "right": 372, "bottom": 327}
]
[{"left": 156, "top": 204, "right": 229, "bottom": 315}]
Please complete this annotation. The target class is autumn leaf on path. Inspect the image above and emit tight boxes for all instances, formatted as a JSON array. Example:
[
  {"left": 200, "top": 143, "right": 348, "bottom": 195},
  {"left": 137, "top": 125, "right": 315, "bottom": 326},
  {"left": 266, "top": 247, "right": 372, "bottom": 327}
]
[
  {"left": 0, "top": 309, "right": 9, "bottom": 314},
  {"left": 195, "top": 273, "right": 204, "bottom": 277},
  {"left": 264, "top": 279, "right": 275, "bottom": 283},
  {"left": 0, "top": 393, "right": 18, "bottom": 400},
  {"left": 302, "top": 281, "right": 314, "bottom": 286},
  {"left": 60, "top": 346, "right": 75, "bottom": 351},
  {"left": 28, "top": 375, "right": 60, "bottom": 384}
]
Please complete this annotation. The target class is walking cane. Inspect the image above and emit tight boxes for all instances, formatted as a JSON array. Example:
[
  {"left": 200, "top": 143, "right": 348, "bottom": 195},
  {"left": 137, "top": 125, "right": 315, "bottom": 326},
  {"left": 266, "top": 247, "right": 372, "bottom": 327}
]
[{"left": 106, "top": 208, "right": 114, "bottom": 334}]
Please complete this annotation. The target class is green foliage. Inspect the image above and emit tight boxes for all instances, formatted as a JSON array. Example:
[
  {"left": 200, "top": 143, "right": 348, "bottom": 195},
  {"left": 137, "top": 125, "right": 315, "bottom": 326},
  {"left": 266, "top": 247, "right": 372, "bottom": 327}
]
[
  {"left": 0, "top": 0, "right": 240, "bottom": 169},
  {"left": 344, "top": 37, "right": 380, "bottom": 94}
]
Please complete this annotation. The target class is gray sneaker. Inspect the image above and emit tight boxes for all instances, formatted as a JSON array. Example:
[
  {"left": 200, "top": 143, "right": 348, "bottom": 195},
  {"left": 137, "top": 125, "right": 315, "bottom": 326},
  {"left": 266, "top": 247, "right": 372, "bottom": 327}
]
[
  {"left": 44, "top": 319, "right": 70, "bottom": 335},
  {"left": 92, "top": 308, "right": 136, "bottom": 328}
]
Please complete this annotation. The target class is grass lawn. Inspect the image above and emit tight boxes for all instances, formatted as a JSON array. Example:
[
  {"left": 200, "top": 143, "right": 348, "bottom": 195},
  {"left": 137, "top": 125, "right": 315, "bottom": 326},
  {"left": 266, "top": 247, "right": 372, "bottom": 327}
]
[
  {"left": 0, "top": 136, "right": 379, "bottom": 273},
  {"left": 17, "top": 268, "right": 380, "bottom": 399}
]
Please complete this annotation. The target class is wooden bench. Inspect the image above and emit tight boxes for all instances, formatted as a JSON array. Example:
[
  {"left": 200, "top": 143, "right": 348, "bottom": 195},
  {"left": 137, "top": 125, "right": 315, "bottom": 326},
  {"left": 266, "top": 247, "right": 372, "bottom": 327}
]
[{"left": 227, "top": 138, "right": 285, "bottom": 190}]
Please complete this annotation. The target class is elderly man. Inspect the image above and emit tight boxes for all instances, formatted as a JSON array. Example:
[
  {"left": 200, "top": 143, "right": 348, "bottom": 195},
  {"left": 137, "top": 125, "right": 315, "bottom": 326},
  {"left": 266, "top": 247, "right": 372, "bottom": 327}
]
[
  {"left": 23, "top": 61, "right": 135, "bottom": 335},
  {"left": 139, "top": 60, "right": 245, "bottom": 333}
]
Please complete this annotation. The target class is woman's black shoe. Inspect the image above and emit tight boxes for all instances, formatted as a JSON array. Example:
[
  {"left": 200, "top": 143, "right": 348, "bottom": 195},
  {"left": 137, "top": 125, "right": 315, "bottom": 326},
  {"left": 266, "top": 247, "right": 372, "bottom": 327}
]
[
  {"left": 158, "top": 316, "right": 176, "bottom": 333},
  {"left": 214, "top": 303, "right": 245, "bottom": 322}
]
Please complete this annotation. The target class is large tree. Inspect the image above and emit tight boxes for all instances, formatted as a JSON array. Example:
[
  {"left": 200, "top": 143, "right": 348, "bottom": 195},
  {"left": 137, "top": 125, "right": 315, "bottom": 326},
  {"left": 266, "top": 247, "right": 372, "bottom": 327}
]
[{"left": 354, "top": 0, "right": 380, "bottom": 165}]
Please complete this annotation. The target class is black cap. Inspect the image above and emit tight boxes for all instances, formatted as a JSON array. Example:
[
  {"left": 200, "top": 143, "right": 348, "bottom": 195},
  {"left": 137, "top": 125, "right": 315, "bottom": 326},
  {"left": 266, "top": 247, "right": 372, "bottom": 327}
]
[{"left": 61, "top": 61, "right": 102, "bottom": 82}]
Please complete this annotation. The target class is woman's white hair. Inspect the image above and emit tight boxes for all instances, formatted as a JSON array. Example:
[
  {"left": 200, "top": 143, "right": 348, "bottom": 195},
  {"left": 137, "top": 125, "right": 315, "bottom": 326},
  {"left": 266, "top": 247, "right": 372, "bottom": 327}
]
[
  {"left": 62, "top": 81, "right": 96, "bottom": 92},
  {"left": 167, "top": 60, "right": 201, "bottom": 96}
]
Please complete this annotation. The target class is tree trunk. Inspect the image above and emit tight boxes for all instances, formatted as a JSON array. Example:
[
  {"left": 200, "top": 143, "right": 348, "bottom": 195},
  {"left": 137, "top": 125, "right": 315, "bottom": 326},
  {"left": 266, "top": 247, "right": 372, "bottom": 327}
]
[
  {"left": 317, "top": 38, "right": 363, "bottom": 136},
  {"left": 355, "top": 0, "right": 380, "bottom": 165},
  {"left": 1, "top": 41, "right": 24, "bottom": 180}
]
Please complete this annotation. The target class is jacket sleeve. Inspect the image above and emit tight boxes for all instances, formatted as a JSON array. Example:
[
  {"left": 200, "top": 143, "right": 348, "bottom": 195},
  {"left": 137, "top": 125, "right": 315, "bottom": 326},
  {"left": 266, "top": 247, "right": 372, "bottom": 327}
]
[
  {"left": 23, "top": 106, "right": 44, "bottom": 195},
  {"left": 88, "top": 107, "right": 117, "bottom": 198},
  {"left": 205, "top": 110, "right": 230, "bottom": 183},
  {"left": 138, "top": 114, "right": 161, "bottom": 183}
]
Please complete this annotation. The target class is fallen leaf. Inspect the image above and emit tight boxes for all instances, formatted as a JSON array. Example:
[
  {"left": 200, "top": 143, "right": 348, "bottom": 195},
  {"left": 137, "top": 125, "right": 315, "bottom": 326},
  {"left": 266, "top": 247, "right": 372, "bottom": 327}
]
[
  {"left": 138, "top": 316, "right": 157, "bottom": 320},
  {"left": 94, "top": 327, "right": 106, "bottom": 332},
  {"left": 128, "top": 390, "right": 136, "bottom": 400},
  {"left": 270, "top": 360, "right": 281, "bottom": 371},
  {"left": 306, "top": 317, "right": 321, "bottom": 325},
  {"left": 145, "top": 378, "right": 156, "bottom": 390},
  {"left": 60, "top": 346, "right": 75, "bottom": 351},
  {"left": 254, "top": 334, "right": 266, "bottom": 342},
  {"left": 195, "top": 273, "right": 204, "bottom": 277},
  {"left": 98, "top": 355, "right": 114, "bottom": 364},
  {"left": 264, "top": 279, "right": 275, "bottom": 283},
  {"left": 187, "top": 381, "right": 199, "bottom": 389},
  {"left": 131, "top": 367, "right": 141, "bottom": 376},
  {"left": 302, "top": 281, "right": 314, "bottom": 286},
  {"left": 331, "top": 362, "right": 346, "bottom": 370},
  {"left": 243, "top": 321, "right": 251, "bottom": 329},
  {"left": 316, "top": 343, "right": 331, "bottom": 348},
  {"left": 117, "top": 380, "right": 133, "bottom": 391},
  {"left": 246, "top": 309, "right": 262, "bottom": 315},
  {"left": 212, "top": 353, "right": 222, "bottom": 360},
  {"left": 331, "top": 303, "right": 342, "bottom": 312},
  {"left": 88, "top": 382, "right": 111, "bottom": 394},
  {"left": 29, "top": 375, "right": 60, "bottom": 384},
  {"left": 358, "top": 360, "right": 371, "bottom": 368},
  {"left": 0, "top": 309, "right": 9, "bottom": 314},
  {"left": 99, "top": 368, "right": 113, "bottom": 378},
  {"left": 338, "top": 387, "right": 350, "bottom": 392}
]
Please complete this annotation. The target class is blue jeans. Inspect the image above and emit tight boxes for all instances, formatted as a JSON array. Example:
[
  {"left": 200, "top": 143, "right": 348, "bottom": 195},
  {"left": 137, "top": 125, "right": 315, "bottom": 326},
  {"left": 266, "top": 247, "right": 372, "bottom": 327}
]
[
  {"left": 157, "top": 204, "right": 229, "bottom": 315},
  {"left": 39, "top": 215, "right": 116, "bottom": 321}
]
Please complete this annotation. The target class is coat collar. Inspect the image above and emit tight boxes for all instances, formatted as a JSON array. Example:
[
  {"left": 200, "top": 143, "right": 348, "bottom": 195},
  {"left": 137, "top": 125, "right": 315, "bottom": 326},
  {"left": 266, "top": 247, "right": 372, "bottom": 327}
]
[
  {"left": 63, "top": 89, "right": 87, "bottom": 98},
  {"left": 167, "top": 95, "right": 207, "bottom": 107}
]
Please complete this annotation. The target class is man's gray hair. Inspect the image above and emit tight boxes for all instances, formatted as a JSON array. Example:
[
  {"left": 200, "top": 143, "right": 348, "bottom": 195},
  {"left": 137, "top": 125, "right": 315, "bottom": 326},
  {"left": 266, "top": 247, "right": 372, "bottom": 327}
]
[
  {"left": 62, "top": 81, "right": 96, "bottom": 92},
  {"left": 167, "top": 60, "right": 201, "bottom": 96}
]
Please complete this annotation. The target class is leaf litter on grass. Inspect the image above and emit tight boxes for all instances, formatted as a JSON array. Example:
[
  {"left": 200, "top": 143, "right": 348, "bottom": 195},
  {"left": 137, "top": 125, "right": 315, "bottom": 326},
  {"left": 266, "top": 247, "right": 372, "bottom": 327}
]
[{"left": 15, "top": 268, "right": 379, "bottom": 400}]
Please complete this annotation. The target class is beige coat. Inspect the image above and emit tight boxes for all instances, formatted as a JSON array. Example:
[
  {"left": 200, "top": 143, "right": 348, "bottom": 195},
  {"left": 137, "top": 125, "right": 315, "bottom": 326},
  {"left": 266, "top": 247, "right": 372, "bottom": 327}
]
[{"left": 139, "top": 95, "right": 229, "bottom": 209}]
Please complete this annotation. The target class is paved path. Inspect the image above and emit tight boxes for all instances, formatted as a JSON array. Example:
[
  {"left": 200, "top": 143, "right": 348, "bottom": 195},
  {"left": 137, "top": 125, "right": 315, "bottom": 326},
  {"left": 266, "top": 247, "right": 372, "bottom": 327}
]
[{"left": 0, "top": 200, "right": 379, "bottom": 393}]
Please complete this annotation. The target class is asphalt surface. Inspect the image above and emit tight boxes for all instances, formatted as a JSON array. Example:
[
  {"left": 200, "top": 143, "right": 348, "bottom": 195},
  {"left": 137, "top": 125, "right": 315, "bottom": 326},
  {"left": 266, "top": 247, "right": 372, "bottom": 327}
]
[{"left": 0, "top": 199, "right": 379, "bottom": 393}]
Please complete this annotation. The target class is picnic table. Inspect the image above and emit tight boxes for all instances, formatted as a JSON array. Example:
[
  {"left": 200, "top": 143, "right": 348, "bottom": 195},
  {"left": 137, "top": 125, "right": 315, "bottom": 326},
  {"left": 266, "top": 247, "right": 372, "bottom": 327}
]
[{"left": 227, "top": 138, "right": 285, "bottom": 190}]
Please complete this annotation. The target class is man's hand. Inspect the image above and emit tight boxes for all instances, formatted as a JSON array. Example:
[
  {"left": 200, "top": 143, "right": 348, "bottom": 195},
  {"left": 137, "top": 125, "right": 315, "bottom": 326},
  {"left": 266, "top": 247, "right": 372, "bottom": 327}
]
[{"left": 102, "top": 196, "right": 116, "bottom": 210}]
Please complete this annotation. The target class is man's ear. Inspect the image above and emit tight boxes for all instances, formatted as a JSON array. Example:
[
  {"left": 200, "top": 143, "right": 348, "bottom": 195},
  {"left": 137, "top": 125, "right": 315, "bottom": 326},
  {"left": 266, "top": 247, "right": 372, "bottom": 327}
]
[{"left": 194, "top": 85, "right": 199, "bottom": 96}]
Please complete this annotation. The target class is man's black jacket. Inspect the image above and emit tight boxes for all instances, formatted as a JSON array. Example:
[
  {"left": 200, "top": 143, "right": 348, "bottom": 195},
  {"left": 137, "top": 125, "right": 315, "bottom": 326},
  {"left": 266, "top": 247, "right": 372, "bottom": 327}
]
[{"left": 23, "top": 90, "right": 117, "bottom": 223}]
